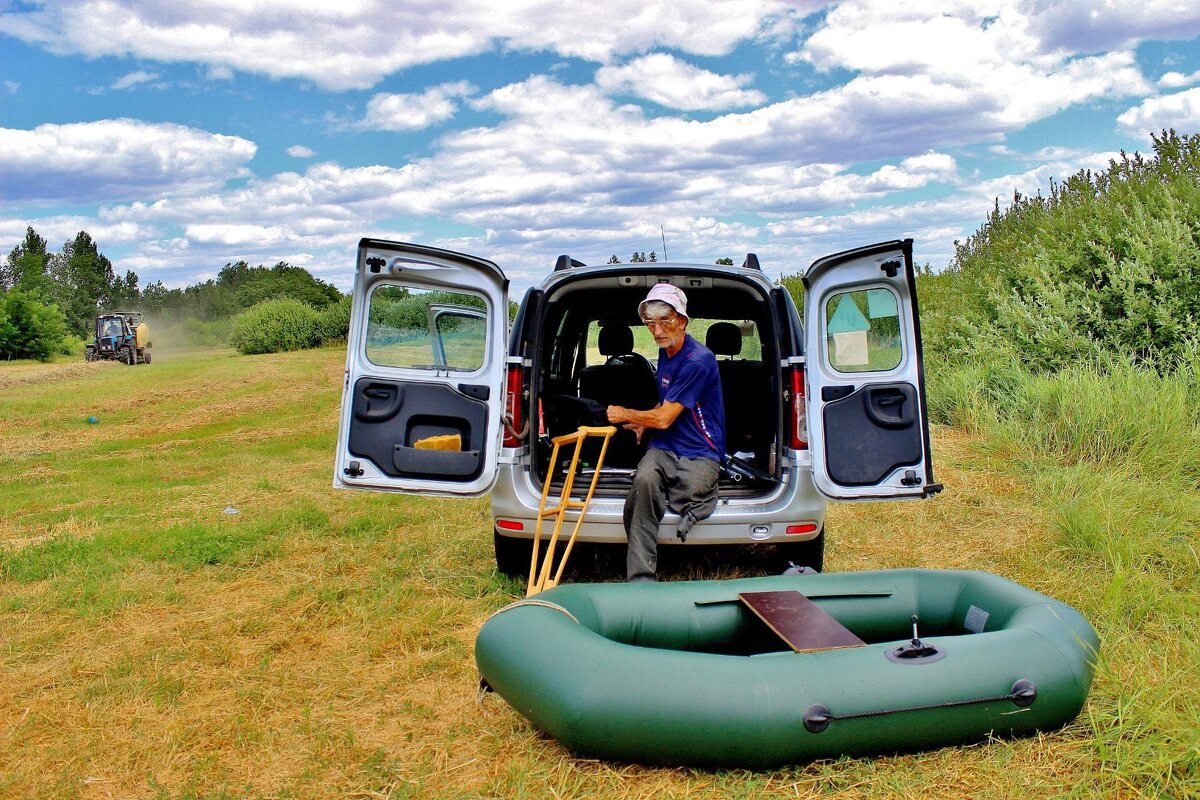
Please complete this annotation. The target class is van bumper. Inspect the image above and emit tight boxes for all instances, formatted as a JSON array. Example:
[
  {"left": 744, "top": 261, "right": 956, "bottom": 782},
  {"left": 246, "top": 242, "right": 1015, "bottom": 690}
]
[{"left": 490, "top": 459, "right": 826, "bottom": 545}]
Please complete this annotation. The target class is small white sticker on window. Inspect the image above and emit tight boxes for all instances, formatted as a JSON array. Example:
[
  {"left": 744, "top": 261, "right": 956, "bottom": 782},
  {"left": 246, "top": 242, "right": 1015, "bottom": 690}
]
[{"left": 965, "top": 605, "right": 989, "bottom": 633}]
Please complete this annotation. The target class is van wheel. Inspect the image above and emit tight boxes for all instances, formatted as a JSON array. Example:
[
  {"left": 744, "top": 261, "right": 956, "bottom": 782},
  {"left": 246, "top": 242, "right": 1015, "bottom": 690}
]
[
  {"left": 494, "top": 531, "right": 534, "bottom": 579},
  {"left": 780, "top": 528, "right": 824, "bottom": 573}
]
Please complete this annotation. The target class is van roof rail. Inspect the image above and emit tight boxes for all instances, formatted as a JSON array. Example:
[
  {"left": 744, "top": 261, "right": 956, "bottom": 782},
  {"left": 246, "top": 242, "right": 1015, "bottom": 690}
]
[
  {"left": 554, "top": 255, "right": 587, "bottom": 271},
  {"left": 742, "top": 253, "right": 761, "bottom": 270}
]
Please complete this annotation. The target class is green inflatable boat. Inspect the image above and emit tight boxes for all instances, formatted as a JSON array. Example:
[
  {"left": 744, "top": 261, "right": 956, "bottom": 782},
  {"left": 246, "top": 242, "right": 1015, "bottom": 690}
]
[{"left": 475, "top": 569, "right": 1099, "bottom": 767}]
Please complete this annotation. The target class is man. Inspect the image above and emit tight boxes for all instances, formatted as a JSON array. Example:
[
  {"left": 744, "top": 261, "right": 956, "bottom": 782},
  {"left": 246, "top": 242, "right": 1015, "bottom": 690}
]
[{"left": 606, "top": 284, "right": 726, "bottom": 582}]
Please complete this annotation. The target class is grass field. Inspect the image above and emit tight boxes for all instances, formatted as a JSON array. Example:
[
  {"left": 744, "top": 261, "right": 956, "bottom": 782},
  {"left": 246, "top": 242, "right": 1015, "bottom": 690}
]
[{"left": 1, "top": 347, "right": 1196, "bottom": 799}]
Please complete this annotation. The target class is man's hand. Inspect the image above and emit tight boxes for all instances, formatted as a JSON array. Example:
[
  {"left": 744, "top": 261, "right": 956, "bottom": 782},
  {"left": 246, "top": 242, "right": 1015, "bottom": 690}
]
[{"left": 607, "top": 405, "right": 649, "bottom": 443}]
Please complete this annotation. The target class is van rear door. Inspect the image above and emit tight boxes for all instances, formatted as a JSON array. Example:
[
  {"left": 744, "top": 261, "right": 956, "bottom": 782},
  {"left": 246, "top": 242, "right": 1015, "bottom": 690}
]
[
  {"left": 804, "top": 239, "right": 940, "bottom": 500},
  {"left": 334, "top": 239, "right": 508, "bottom": 497}
]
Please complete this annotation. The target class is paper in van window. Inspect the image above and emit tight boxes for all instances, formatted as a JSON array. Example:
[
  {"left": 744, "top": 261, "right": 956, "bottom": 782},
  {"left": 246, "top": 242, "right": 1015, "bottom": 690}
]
[{"left": 867, "top": 288, "right": 898, "bottom": 319}]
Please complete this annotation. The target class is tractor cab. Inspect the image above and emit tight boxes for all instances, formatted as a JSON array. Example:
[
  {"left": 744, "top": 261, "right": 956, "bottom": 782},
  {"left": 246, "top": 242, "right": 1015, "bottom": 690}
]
[{"left": 85, "top": 312, "right": 152, "bottom": 365}]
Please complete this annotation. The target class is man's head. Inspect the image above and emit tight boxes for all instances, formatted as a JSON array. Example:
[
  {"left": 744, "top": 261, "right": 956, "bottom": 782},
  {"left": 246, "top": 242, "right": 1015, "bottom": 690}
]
[{"left": 639, "top": 284, "right": 688, "bottom": 353}]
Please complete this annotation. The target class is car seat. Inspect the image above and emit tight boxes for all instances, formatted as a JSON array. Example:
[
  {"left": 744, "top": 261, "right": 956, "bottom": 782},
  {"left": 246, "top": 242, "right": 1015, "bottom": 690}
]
[
  {"left": 576, "top": 324, "right": 658, "bottom": 467},
  {"left": 578, "top": 325, "right": 658, "bottom": 411},
  {"left": 706, "top": 322, "right": 771, "bottom": 460}
]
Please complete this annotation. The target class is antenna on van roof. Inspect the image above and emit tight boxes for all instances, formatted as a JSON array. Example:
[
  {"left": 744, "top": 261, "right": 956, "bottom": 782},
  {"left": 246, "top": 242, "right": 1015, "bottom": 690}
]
[{"left": 660, "top": 226, "right": 668, "bottom": 262}]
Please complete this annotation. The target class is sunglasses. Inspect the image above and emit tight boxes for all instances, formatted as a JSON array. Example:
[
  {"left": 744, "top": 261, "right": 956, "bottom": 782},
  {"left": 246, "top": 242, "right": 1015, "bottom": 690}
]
[{"left": 641, "top": 315, "right": 680, "bottom": 330}]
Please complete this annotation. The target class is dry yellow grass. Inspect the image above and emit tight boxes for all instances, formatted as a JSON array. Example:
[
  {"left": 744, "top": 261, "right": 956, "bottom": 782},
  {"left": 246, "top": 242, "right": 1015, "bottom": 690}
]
[{"left": 0, "top": 348, "right": 1126, "bottom": 799}]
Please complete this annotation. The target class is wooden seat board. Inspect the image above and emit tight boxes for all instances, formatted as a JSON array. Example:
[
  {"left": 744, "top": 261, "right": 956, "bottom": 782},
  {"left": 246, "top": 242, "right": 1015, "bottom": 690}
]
[{"left": 739, "top": 590, "right": 867, "bottom": 653}]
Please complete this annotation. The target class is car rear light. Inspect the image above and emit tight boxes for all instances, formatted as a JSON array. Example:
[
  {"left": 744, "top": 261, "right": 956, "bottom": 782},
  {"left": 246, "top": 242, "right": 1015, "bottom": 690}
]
[
  {"left": 786, "top": 523, "right": 818, "bottom": 535},
  {"left": 788, "top": 365, "right": 808, "bottom": 449},
  {"left": 496, "top": 519, "right": 524, "bottom": 531},
  {"left": 502, "top": 365, "right": 525, "bottom": 448}
]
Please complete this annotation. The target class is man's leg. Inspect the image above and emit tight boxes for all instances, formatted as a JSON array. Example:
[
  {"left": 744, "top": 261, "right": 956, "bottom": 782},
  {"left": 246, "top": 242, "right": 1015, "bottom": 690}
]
[
  {"left": 624, "top": 448, "right": 674, "bottom": 582},
  {"left": 668, "top": 456, "right": 720, "bottom": 541}
]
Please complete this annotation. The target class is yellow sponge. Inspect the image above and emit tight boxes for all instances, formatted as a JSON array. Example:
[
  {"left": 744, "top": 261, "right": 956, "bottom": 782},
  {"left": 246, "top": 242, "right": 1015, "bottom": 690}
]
[{"left": 413, "top": 433, "right": 462, "bottom": 452}]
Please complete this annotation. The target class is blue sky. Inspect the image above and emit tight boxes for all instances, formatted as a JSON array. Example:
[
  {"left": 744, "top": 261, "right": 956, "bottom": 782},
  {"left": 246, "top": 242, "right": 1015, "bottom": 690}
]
[{"left": 3, "top": 1, "right": 1200, "bottom": 294}]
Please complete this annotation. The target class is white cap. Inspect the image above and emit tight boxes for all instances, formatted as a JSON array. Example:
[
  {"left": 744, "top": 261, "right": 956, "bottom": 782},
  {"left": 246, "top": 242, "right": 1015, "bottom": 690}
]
[{"left": 638, "top": 283, "right": 688, "bottom": 319}]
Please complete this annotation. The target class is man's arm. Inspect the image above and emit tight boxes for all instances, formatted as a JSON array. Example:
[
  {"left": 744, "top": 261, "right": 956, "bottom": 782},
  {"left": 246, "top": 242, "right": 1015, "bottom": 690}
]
[{"left": 607, "top": 401, "right": 685, "bottom": 439}]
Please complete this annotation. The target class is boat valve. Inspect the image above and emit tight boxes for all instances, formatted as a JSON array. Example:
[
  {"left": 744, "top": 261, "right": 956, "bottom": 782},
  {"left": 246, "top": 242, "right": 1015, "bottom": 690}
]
[{"left": 886, "top": 615, "right": 945, "bottom": 663}]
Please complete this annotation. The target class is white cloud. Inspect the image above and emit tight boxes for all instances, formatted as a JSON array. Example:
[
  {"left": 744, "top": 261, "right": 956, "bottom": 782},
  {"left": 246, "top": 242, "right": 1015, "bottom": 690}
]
[
  {"left": 595, "top": 53, "right": 766, "bottom": 111},
  {"left": 360, "top": 82, "right": 476, "bottom": 131},
  {"left": 111, "top": 70, "right": 160, "bottom": 90},
  {"left": 184, "top": 223, "right": 288, "bottom": 245},
  {"left": 1159, "top": 69, "right": 1200, "bottom": 89},
  {"left": 1031, "top": 1, "right": 1200, "bottom": 52},
  {"left": 205, "top": 65, "right": 234, "bottom": 81},
  {"left": 0, "top": 0, "right": 804, "bottom": 91},
  {"left": 3, "top": 80, "right": 18, "bottom": 94},
  {"left": 2, "top": 3, "right": 1188, "bottom": 291},
  {"left": 1117, "top": 88, "right": 1200, "bottom": 138},
  {"left": 65, "top": 73, "right": 976, "bottom": 281},
  {"left": 0, "top": 119, "right": 256, "bottom": 206},
  {"left": 795, "top": 4, "right": 1152, "bottom": 132}
]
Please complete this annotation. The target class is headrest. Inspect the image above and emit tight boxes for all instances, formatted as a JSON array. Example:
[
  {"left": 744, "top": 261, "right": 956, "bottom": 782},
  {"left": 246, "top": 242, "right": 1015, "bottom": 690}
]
[
  {"left": 706, "top": 322, "right": 742, "bottom": 357},
  {"left": 598, "top": 324, "right": 634, "bottom": 356}
]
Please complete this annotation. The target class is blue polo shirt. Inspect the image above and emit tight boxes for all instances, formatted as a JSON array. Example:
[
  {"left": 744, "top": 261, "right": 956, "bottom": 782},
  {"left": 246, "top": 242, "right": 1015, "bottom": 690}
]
[{"left": 650, "top": 334, "right": 726, "bottom": 461}]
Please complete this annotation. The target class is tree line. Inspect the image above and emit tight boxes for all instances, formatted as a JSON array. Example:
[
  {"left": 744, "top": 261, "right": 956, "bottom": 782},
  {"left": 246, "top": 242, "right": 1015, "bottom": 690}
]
[{"left": 1, "top": 226, "right": 344, "bottom": 361}]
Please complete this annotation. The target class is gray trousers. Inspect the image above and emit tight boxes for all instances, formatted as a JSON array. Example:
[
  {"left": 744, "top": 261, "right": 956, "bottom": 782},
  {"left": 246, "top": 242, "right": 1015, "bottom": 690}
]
[{"left": 624, "top": 447, "right": 720, "bottom": 581}]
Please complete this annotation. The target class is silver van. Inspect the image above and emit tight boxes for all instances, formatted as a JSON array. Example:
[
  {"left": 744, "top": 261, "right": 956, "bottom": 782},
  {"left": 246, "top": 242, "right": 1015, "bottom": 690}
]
[{"left": 334, "top": 239, "right": 941, "bottom": 575}]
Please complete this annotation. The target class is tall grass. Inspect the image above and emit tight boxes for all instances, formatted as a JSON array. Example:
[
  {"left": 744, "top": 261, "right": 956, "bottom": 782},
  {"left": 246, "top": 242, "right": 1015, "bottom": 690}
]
[
  {"left": 929, "top": 352, "right": 1200, "bottom": 797},
  {"left": 930, "top": 353, "right": 1200, "bottom": 482}
]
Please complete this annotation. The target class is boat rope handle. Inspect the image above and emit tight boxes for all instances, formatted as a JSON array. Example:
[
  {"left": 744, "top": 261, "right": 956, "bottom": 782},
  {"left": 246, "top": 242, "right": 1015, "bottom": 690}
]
[
  {"left": 803, "top": 679, "right": 1037, "bottom": 733},
  {"left": 484, "top": 598, "right": 581, "bottom": 626},
  {"left": 476, "top": 600, "right": 581, "bottom": 706}
]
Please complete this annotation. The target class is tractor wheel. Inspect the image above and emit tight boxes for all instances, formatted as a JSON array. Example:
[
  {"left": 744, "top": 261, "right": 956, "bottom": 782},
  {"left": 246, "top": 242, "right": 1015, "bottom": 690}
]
[
  {"left": 121, "top": 346, "right": 134, "bottom": 365},
  {"left": 84, "top": 347, "right": 96, "bottom": 362},
  {"left": 143, "top": 349, "right": 152, "bottom": 364}
]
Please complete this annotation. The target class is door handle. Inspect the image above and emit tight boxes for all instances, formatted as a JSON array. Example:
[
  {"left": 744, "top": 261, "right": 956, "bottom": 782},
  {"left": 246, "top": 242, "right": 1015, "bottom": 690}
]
[
  {"left": 863, "top": 385, "right": 914, "bottom": 429},
  {"left": 354, "top": 382, "right": 404, "bottom": 421}
]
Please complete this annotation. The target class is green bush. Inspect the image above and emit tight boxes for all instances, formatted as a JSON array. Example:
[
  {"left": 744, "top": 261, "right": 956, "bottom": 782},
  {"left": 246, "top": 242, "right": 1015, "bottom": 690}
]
[
  {"left": 947, "top": 129, "right": 1200, "bottom": 371},
  {"left": 228, "top": 297, "right": 322, "bottom": 355},
  {"left": 0, "top": 289, "right": 69, "bottom": 361},
  {"left": 316, "top": 295, "right": 352, "bottom": 344},
  {"left": 58, "top": 334, "right": 85, "bottom": 357}
]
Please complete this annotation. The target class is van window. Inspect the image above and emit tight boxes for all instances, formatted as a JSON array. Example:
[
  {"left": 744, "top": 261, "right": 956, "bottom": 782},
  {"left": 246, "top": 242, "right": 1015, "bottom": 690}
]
[
  {"left": 825, "top": 288, "right": 901, "bottom": 373},
  {"left": 365, "top": 284, "right": 487, "bottom": 371},
  {"left": 688, "top": 319, "right": 763, "bottom": 361},
  {"left": 584, "top": 318, "right": 764, "bottom": 364}
]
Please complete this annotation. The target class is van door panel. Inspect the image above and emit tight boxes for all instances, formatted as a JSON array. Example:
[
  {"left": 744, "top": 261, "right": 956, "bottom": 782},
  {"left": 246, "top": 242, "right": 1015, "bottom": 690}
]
[
  {"left": 822, "top": 383, "right": 922, "bottom": 486},
  {"left": 347, "top": 378, "right": 489, "bottom": 480},
  {"left": 334, "top": 240, "right": 508, "bottom": 497},
  {"left": 805, "top": 239, "right": 939, "bottom": 500}
]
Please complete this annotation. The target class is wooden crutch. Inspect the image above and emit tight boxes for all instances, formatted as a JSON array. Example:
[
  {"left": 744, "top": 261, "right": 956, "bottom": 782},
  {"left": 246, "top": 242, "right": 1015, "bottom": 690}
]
[{"left": 527, "top": 425, "right": 617, "bottom": 596}]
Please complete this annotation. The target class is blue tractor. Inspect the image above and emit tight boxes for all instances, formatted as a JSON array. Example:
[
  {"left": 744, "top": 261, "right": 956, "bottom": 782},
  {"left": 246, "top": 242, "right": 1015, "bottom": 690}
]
[{"left": 84, "top": 311, "right": 152, "bottom": 365}]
